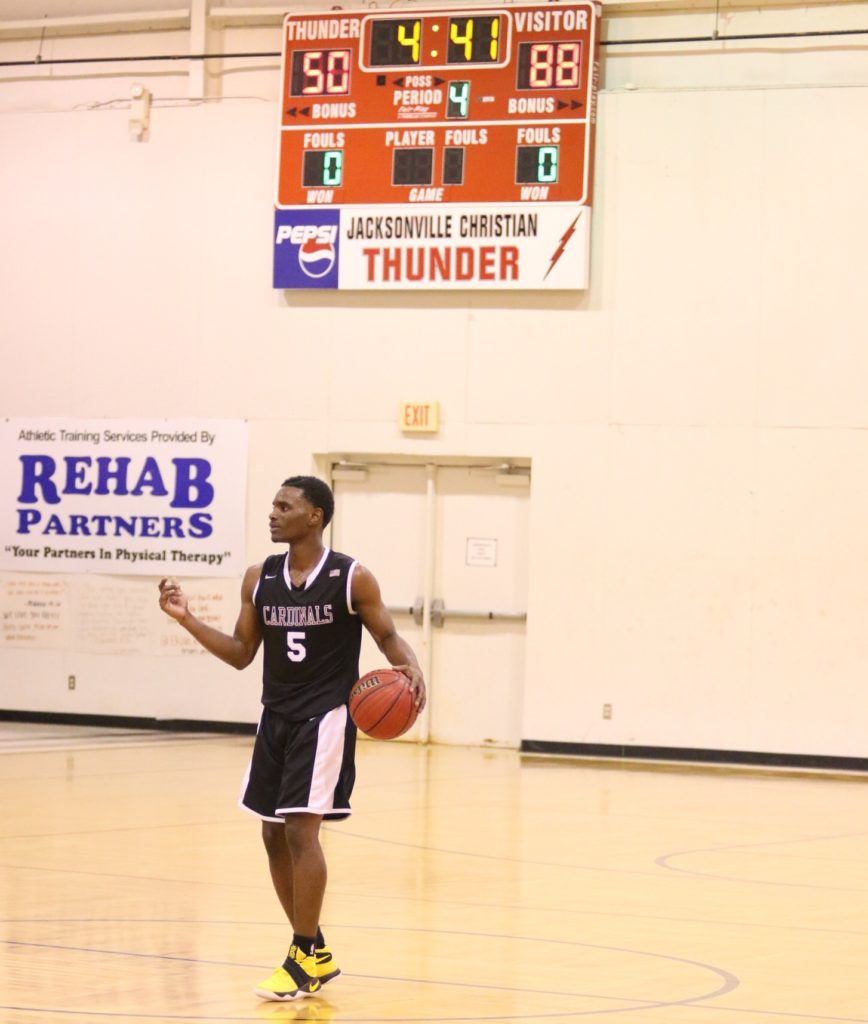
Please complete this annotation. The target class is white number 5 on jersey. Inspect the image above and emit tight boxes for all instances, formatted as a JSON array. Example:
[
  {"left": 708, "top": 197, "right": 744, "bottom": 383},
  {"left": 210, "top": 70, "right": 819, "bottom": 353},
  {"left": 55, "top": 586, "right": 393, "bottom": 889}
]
[{"left": 286, "top": 631, "right": 306, "bottom": 662}]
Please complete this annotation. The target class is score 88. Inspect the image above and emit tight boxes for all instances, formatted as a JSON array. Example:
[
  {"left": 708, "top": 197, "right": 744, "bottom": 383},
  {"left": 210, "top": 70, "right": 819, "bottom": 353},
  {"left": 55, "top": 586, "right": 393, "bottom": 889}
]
[{"left": 524, "top": 42, "right": 581, "bottom": 89}]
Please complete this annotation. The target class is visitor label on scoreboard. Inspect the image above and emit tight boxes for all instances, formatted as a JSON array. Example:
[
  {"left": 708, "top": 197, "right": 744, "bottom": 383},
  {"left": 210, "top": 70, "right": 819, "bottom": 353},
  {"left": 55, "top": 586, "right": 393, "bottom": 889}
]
[
  {"left": 0, "top": 419, "right": 247, "bottom": 577},
  {"left": 274, "top": 204, "right": 588, "bottom": 289},
  {"left": 273, "top": 2, "right": 601, "bottom": 291}
]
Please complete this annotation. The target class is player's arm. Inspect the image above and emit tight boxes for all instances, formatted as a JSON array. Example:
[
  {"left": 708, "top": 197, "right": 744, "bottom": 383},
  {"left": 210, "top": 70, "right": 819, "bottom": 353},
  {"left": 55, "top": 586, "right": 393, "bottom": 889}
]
[
  {"left": 352, "top": 564, "right": 426, "bottom": 712},
  {"left": 158, "top": 564, "right": 263, "bottom": 670}
]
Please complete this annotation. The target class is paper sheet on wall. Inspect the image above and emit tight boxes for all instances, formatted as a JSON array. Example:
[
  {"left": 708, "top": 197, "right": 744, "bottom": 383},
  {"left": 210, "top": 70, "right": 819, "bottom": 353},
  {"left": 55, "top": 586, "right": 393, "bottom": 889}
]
[
  {"left": 73, "top": 578, "right": 155, "bottom": 655},
  {"left": 0, "top": 575, "right": 70, "bottom": 649},
  {"left": 0, "top": 572, "right": 233, "bottom": 656},
  {"left": 156, "top": 588, "right": 230, "bottom": 657}
]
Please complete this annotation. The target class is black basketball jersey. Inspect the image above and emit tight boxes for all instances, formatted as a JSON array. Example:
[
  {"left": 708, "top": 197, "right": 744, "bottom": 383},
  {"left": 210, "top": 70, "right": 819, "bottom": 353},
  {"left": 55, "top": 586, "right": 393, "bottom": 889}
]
[{"left": 254, "top": 548, "right": 363, "bottom": 720}]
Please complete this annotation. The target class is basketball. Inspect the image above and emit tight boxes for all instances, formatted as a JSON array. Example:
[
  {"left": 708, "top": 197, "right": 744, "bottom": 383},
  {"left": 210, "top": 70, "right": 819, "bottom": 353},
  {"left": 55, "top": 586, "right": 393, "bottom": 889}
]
[{"left": 349, "top": 668, "right": 417, "bottom": 740}]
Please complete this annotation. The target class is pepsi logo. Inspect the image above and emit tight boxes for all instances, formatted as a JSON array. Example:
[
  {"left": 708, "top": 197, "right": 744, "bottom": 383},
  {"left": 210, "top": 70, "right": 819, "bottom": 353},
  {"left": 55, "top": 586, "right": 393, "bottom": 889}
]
[
  {"left": 274, "top": 215, "right": 340, "bottom": 289},
  {"left": 298, "top": 235, "right": 336, "bottom": 279}
]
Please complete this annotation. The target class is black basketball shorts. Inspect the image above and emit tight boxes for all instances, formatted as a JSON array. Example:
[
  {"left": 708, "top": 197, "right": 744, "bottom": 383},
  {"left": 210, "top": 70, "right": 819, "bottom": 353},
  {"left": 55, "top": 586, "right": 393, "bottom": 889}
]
[{"left": 238, "top": 705, "right": 357, "bottom": 822}]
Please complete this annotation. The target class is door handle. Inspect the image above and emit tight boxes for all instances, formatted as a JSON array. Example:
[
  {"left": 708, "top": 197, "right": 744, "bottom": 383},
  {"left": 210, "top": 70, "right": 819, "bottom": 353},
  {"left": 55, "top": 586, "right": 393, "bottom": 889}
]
[
  {"left": 384, "top": 599, "right": 438, "bottom": 627},
  {"left": 386, "top": 599, "right": 526, "bottom": 628}
]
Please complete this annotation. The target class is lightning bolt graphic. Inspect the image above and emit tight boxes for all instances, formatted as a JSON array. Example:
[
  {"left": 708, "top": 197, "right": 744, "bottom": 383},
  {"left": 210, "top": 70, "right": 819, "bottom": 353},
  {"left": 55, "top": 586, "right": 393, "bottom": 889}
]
[{"left": 544, "top": 212, "right": 582, "bottom": 281}]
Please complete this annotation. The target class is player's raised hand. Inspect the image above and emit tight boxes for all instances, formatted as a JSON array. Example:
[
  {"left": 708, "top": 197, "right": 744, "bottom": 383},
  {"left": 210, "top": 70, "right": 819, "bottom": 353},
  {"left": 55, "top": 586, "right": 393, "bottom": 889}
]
[{"left": 158, "top": 577, "right": 189, "bottom": 622}]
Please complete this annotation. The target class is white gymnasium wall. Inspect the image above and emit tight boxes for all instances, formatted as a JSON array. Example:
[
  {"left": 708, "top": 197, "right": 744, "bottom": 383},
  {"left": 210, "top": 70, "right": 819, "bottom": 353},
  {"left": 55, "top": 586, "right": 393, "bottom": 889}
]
[{"left": 2, "top": 2, "right": 868, "bottom": 755}]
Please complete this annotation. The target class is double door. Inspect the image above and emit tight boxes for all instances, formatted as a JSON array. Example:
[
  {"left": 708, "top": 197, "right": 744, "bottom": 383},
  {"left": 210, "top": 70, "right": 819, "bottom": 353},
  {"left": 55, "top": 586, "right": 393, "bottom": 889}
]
[{"left": 330, "top": 461, "right": 529, "bottom": 748}]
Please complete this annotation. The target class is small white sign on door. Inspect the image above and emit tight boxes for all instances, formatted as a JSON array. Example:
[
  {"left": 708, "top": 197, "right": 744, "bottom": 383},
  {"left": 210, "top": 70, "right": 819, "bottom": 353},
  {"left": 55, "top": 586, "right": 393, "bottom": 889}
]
[{"left": 466, "top": 537, "right": 498, "bottom": 568}]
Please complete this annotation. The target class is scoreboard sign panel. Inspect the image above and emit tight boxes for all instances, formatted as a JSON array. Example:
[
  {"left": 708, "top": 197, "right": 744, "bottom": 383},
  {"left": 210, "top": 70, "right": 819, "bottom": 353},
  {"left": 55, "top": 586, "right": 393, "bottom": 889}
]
[{"left": 273, "top": 2, "right": 601, "bottom": 290}]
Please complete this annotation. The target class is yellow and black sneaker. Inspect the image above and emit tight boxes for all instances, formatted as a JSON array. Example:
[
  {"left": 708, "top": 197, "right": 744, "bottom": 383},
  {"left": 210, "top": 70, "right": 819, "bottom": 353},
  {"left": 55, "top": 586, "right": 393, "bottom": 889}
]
[
  {"left": 254, "top": 944, "right": 322, "bottom": 1001},
  {"left": 315, "top": 945, "right": 341, "bottom": 986}
]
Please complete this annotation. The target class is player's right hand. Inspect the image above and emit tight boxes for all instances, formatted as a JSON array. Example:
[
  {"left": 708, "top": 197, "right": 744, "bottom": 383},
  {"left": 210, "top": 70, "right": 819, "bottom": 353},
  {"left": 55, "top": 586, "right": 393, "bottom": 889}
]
[
  {"left": 158, "top": 577, "right": 189, "bottom": 622},
  {"left": 394, "top": 663, "right": 426, "bottom": 713}
]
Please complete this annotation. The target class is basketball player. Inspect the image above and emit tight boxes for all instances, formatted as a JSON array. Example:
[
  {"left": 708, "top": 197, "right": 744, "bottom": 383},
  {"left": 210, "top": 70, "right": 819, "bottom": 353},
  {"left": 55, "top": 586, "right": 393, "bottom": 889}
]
[{"left": 157, "top": 476, "right": 425, "bottom": 1001}]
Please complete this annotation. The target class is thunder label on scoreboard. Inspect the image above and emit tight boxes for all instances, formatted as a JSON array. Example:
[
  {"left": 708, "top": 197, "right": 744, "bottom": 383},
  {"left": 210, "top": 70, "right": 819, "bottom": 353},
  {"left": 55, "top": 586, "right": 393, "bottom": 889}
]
[{"left": 273, "top": 1, "right": 601, "bottom": 291}]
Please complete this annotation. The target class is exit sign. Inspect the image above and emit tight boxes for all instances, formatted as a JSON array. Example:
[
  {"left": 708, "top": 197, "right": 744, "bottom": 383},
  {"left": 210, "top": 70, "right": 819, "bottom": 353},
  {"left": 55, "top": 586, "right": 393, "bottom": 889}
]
[{"left": 400, "top": 401, "right": 440, "bottom": 433}]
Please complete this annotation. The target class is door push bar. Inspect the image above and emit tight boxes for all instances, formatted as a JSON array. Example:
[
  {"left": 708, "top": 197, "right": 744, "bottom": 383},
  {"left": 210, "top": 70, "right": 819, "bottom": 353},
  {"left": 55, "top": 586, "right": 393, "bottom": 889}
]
[{"left": 386, "top": 598, "right": 527, "bottom": 628}]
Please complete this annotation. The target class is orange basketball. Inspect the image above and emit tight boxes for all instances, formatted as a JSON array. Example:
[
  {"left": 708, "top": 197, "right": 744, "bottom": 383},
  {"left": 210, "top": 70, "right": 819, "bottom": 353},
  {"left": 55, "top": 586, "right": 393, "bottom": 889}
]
[{"left": 349, "top": 668, "right": 417, "bottom": 740}]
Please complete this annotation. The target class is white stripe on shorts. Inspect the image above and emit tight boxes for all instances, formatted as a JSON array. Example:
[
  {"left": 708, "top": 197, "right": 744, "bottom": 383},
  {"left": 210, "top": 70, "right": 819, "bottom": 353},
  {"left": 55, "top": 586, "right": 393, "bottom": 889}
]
[
  {"left": 276, "top": 704, "right": 347, "bottom": 816},
  {"left": 238, "top": 802, "right": 285, "bottom": 824},
  {"left": 277, "top": 805, "right": 352, "bottom": 815}
]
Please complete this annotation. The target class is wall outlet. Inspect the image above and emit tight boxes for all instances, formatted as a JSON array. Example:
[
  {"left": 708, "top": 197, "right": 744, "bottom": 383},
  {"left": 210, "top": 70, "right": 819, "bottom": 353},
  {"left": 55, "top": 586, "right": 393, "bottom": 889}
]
[
  {"left": 68, "top": 675, "right": 76, "bottom": 690},
  {"left": 602, "top": 703, "right": 612, "bottom": 719}
]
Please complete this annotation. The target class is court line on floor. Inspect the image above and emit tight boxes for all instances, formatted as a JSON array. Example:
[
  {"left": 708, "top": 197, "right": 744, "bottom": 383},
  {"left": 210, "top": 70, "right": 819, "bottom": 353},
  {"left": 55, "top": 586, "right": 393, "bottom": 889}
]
[
  {"left": 2, "top": 857, "right": 867, "bottom": 943},
  {"left": 0, "top": 766, "right": 511, "bottom": 786},
  {"left": 321, "top": 826, "right": 665, "bottom": 879},
  {"left": 0, "top": 818, "right": 243, "bottom": 842},
  {"left": 0, "top": 732, "right": 223, "bottom": 745},
  {"left": 4, "top": 819, "right": 868, "bottom": 943},
  {"left": 7, "top": 923, "right": 865, "bottom": 1021},
  {"left": 0, "top": 922, "right": 739, "bottom": 1020},
  {"left": 0, "top": 736, "right": 229, "bottom": 756},
  {"left": 0, "top": 937, "right": 652, "bottom": 1003},
  {"left": 4, "top": 809, "right": 867, "bottom": 942},
  {"left": 654, "top": 828, "right": 868, "bottom": 891},
  {"left": 718, "top": 849, "right": 868, "bottom": 865},
  {"left": 5, "top": 997, "right": 864, "bottom": 1021},
  {"left": 0, "top": 831, "right": 666, "bottom": 883},
  {"left": 0, "top": 730, "right": 155, "bottom": 742},
  {"left": 325, "top": 823, "right": 868, "bottom": 897},
  {"left": 0, "top": 1006, "right": 863, "bottom": 1024},
  {"left": 7, "top": 904, "right": 868, "bottom": 942},
  {"left": 683, "top": 1006, "right": 868, "bottom": 1023}
]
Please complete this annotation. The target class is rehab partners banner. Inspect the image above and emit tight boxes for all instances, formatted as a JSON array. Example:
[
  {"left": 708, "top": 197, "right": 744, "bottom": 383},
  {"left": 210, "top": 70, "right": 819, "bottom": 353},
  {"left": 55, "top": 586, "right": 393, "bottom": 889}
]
[{"left": 0, "top": 419, "right": 248, "bottom": 577}]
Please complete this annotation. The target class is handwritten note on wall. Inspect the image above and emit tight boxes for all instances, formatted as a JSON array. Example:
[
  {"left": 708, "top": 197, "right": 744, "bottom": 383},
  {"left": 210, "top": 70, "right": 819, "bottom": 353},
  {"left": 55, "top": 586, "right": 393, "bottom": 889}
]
[
  {"left": 0, "top": 573, "right": 233, "bottom": 656},
  {"left": 75, "top": 578, "right": 153, "bottom": 655},
  {"left": 156, "top": 590, "right": 229, "bottom": 656},
  {"left": 1, "top": 576, "right": 70, "bottom": 648}
]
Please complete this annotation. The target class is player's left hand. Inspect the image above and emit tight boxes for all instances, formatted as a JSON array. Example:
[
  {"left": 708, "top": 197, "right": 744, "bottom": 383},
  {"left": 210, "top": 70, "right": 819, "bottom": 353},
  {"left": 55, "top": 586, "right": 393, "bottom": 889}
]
[
  {"left": 158, "top": 576, "right": 189, "bottom": 623},
  {"left": 395, "top": 664, "right": 426, "bottom": 712}
]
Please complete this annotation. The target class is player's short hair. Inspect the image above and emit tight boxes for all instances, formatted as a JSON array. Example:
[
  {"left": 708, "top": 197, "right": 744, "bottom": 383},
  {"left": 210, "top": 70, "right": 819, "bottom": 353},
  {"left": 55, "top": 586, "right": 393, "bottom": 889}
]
[{"left": 282, "top": 475, "right": 335, "bottom": 528}]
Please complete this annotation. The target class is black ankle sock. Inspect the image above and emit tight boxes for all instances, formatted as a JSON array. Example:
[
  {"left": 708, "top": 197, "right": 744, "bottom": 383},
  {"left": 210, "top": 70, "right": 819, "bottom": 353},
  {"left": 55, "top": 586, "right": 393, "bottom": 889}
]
[
  {"left": 316, "top": 927, "right": 325, "bottom": 948},
  {"left": 293, "top": 932, "right": 316, "bottom": 956}
]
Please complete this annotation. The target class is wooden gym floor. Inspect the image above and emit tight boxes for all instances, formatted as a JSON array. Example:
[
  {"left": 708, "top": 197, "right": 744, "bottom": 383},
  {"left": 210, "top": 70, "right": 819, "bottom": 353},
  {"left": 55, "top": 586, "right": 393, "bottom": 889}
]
[{"left": 0, "top": 721, "right": 865, "bottom": 1024}]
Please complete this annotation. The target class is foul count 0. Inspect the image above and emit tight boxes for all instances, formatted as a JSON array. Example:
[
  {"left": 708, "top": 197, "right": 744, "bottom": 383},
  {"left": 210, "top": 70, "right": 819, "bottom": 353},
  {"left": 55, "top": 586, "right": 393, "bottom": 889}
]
[{"left": 302, "top": 149, "right": 344, "bottom": 187}]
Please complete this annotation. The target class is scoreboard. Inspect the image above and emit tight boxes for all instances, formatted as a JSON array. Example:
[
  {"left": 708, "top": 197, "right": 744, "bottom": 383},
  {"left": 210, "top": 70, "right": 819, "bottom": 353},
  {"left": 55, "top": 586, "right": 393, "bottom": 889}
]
[{"left": 273, "top": 2, "right": 601, "bottom": 290}]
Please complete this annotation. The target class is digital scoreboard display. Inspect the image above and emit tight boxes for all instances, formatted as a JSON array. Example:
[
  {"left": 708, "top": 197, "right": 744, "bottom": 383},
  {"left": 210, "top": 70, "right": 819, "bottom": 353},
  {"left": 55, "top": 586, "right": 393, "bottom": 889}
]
[{"left": 273, "top": 2, "right": 601, "bottom": 291}]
